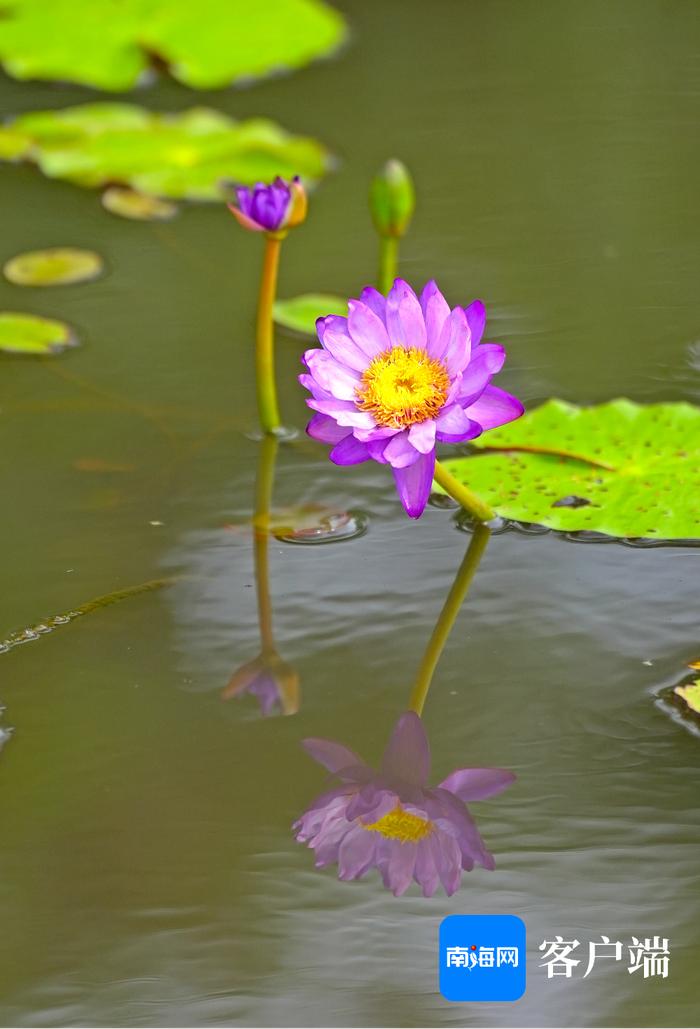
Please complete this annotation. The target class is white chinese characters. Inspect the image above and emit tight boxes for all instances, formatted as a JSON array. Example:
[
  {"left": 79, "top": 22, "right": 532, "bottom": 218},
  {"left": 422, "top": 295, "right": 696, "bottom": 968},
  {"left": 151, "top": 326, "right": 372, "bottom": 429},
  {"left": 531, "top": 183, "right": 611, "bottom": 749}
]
[
  {"left": 446, "top": 946, "right": 519, "bottom": 970},
  {"left": 539, "top": 935, "right": 670, "bottom": 979}
]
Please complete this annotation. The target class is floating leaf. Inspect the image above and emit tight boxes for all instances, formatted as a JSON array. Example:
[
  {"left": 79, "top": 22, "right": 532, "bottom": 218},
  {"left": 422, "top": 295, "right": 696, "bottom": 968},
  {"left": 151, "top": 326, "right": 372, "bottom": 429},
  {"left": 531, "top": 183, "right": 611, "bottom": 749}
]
[
  {"left": 102, "top": 186, "right": 178, "bottom": 221},
  {"left": 0, "top": 0, "right": 346, "bottom": 92},
  {"left": 0, "top": 311, "right": 77, "bottom": 355},
  {"left": 3, "top": 247, "right": 104, "bottom": 286},
  {"left": 0, "top": 103, "right": 331, "bottom": 201},
  {"left": 674, "top": 680, "right": 700, "bottom": 716},
  {"left": 274, "top": 293, "right": 346, "bottom": 335},
  {"left": 0, "top": 125, "right": 30, "bottom": 159},
  {"left": 439, "top": 399, "right": 700, "bottom": 540}
]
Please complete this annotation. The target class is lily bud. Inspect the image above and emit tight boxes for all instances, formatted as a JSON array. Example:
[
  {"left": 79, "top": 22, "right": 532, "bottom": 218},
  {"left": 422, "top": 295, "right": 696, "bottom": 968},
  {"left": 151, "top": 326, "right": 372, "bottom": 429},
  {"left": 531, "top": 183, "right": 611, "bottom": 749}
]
[{"left": 369, "top": 159, "right": 415, "bottom": 238}]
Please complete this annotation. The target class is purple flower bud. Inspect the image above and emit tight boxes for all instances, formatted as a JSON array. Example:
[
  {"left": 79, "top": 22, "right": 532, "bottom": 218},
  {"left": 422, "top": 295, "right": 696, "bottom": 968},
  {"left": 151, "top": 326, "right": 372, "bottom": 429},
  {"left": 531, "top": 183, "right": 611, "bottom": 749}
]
[{"left": 228, "top": 176, "right": 307, "bottom": 234}]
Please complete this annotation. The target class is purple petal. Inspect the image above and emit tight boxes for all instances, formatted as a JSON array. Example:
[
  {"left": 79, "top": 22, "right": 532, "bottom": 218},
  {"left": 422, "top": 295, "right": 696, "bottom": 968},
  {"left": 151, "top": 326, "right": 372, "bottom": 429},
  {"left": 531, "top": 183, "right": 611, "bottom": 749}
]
[
  {"left": 407, "top": 419, "right": 436, "bottom": 454},
  {"left": 456, "top": 343, "right": 506, "bottom": 406},
  {"left": 338, "top": 826, "right": 376, "bottom": 880},
  {"left": 318, "top": 316, "right": 370, "bottom": 374},
  {"left": 439, "top": 767, "right": 516, "bottom": 802},
  {"left": 464, "top": 385, "right": 524, "bottom": 430},
  {"left": 348, "top": 300, "right": 391, "bottom": 358},
  {"left": 302, "top": 737, "right": 366, "bottom": 775},
  {"left": 420, "top": 280, "right": 451, "bottom": 354},
  {"left": 359, "top": 286, "right": 387, "bottom": 323},
  {"left": 329, "top": 435, "right": 371, "bottom": 465},
  {"left": 384, "top": 840, "right": 417, "bottom": 896},
  {"left": 307, "top": 398, "right": 377, "bottom": 430},
  {"left": 306, "top": 413, "right": 349, "bottom": 445},
  {"left": 383, "top": 430, "right": 420, "bottom": 469},
  {"left": 414, "top": 838, "right": 440, "bottom": 897},
  {"left": 381, "top": 711, "right": 431, "bottom": 787},
  {"left": 299, "top": 371, "right": 331, "bottom": 400},
  {"left": 353, "top": 424, "right": 399, "bottom": 443},
  {"left": 391, "top": 448, "right": 436, "bottom": 518},
  {"left": 304, "top": 350, "right": 361, "bottom": 401},
  {"left": 386, "top": 279, "right": 427, "bottom": 350},
  {"left": 366, "top": 437, "right": 390, "bottom": 463},
  {"left": 464, "top": 299, "right": 486, "bottom": 347},
  {"left": 439, "top": 307, "right": 471, "bottom": 378},
  {"left": 434, "top": 404, "right": 482, "bottom": 444},
  {"left": 433, "top": 832, "right": 462, "bottom": 895}
]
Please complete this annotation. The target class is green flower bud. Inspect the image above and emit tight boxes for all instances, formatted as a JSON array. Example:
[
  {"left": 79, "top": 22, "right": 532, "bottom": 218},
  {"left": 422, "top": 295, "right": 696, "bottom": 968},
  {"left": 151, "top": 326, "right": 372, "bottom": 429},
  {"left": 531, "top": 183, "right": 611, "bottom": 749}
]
[{"left": 369, "top": 159, "right": 415, "bottom": 238}]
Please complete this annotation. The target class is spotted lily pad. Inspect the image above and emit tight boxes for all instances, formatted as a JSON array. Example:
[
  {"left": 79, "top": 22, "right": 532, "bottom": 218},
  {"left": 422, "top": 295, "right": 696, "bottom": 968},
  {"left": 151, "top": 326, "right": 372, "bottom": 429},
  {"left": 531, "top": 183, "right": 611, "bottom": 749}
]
[
  {"left": 0, "top": 312, "right": 77, "bottom": 354},
  {"left": 0, "top": 104, "right": 332, "bottom": 200},
  {"left": 273, "top": 293, "right": 347, "bottom": 335},
  {"left": 102, "top": 186, "right": 178, "bottom": 221},
  {"left": 0, "top": 0, "right": 346, "bottom": 92},
  {"left": 4, "top": 247, "right": 104, "bottom": 286},
  {"left": 439, "top": 399, "right": 700, "bottom": 540}
]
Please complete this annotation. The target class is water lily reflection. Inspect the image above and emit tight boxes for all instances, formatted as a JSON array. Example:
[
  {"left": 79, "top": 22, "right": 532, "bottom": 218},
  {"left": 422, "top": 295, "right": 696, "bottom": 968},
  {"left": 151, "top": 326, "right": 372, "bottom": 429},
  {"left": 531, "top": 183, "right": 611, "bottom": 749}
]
[
  {"left": 294, "top": 711, "right": 514, "bottom": 896},
  {"left": 294, "top": 525, "right": 515, "bottom": 895}
]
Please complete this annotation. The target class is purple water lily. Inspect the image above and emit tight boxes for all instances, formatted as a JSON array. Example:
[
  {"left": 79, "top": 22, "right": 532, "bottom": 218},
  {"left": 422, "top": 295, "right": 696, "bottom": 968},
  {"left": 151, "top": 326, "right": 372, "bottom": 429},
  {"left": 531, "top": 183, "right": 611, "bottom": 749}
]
[
  {"left": 228, "top": 175, "right": 306, "bottom": 234},
  {"left": 293, "top": 712, "right": 515, "bottom": 897},
  {"left": 222, "top": 651, "right": 299, "bottom": 717},
  {"left": 300, "top": 279, "right": 523, "bottom": 518}
]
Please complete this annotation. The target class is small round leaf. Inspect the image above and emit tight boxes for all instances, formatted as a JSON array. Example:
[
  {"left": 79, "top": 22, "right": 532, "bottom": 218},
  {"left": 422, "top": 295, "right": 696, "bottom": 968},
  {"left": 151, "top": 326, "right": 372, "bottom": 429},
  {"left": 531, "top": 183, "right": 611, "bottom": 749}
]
[
  {"left": 0, "top": 312, "right": 77, "bottom": 355},
  {"left": 4, "top": 247, "right": 104, "bottom": 286}
]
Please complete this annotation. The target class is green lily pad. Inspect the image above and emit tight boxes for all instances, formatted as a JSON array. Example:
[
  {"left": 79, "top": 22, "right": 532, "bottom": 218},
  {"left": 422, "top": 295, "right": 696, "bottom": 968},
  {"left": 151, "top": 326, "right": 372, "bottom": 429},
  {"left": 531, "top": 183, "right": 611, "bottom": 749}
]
[
  {"left": 439, "top": 399, "right": 700, "bottom": 540},
  {"left": 102, "top": 186, "right": 178, "bottom": 221},
  {"left": 0, "top": 0, "right": 346, "bottom": 92},
  {"left": 0, "top": 104, "right": 331, "bottom": 201},
  {"left": 0, "top": 312, "right": 77, "bottom": 354},
  {"left": 674, "top": 679, "right": 700, "bottom": 715},
  {"left": 4, "top": 247, "right": 104, "bottom": 286},
  {"left": 274, "top": 293, "right": 347, "bottom": 335}
]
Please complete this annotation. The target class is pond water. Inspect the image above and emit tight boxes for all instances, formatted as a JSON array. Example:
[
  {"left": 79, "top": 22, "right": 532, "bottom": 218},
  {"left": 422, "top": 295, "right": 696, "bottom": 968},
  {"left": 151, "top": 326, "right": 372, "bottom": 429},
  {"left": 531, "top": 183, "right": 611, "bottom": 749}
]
[{"left": 1, "top": 1, "right": 699, "bottom": 1025}]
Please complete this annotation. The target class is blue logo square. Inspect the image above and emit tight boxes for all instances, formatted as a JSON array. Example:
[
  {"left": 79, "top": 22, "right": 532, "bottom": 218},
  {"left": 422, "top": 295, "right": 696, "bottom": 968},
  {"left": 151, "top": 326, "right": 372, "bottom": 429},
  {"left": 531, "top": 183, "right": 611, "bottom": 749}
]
[{"left": 440, "top": 914, "right": 526, "bottom": 1002}]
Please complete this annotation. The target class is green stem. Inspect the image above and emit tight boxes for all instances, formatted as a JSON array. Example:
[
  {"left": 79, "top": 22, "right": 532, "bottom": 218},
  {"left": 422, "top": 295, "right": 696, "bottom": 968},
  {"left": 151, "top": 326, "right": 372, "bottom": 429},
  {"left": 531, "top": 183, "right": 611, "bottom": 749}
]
[
  {"left": 408, "top": 524, "right": 491, "bottom": 716},
  {"left": 253, "top": 433, "right": 279, "bottom": 651},
  {"left": 255, "top": 235, "right": 283, "bottom": 435},
  {"left": 433, "top": 459, "right": 495, "bottom": 523},
  {"left": 377, "top": 235, "right": 399, "bottom": 294}
]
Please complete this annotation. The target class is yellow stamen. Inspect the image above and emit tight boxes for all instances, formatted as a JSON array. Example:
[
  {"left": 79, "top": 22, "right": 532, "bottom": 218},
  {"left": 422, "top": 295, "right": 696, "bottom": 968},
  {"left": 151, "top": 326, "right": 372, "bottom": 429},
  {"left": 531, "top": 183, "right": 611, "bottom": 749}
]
[
  {"left": 362, "top": 805, "right": 434, "bottom": 843},
  {"left": 357, "top": 347, "right": 449, "bottom": 428}
]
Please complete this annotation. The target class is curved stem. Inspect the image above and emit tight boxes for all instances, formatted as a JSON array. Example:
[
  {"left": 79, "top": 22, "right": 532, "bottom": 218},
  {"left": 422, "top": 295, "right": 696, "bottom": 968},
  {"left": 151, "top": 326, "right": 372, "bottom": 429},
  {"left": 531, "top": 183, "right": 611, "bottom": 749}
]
[
  {"left": 253, "top": 433, "right": 278, "bottom": 651},
  {"left": 377, "top": 235, "right": 399, "bottom": 294},
  {"left": 255, "top": 236, "right": 283, "bottom": 434},
  {"left": 408, "top": 524, "right": 491, "bottom": 716},
  {"left": 433, "top": 459, "right": 495, "bottom": 523}
]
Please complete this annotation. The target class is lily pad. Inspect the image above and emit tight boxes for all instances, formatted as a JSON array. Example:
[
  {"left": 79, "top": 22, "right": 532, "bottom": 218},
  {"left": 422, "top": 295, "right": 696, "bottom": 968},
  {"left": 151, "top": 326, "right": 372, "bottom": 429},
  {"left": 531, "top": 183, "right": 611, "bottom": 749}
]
[
  {"left": 4, "top": 247, "right": 104, "bottom": 286},
  {"left": 273, "top": 293, "right": 347, "bottom": 335},
  {"left": 0, "top": 311, "right": 77, "bottom": 354},
  {"left": 0, "top": 103, "right": 332, "bottom": 200},
  {"left": 102, "top": 186, "right": 178, "bottom": 221},
  {"left": 674, "top": 680, "right": 700, "bottom": 716},
  {"left": 0, "top": 0, "right": 346, "bottom": 92},
  {"left": 439, "top": 399, "right": 700, "bottom": 540}
]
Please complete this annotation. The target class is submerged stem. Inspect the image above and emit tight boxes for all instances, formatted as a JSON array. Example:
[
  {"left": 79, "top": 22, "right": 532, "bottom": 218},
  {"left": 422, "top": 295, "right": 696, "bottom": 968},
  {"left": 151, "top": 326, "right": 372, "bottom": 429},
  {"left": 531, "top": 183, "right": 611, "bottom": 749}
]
[
  {"left": 377, "top": 235, "right": 399, "bottom": 294},
  {"left": 433, "top": 459, "right": 495, "bottom": 523},
  {"left": 255, "top": 235, "right": 283, "bottom": 435},
  {"left": 408, "top": 524, "right": 491, "bottom": 716}
]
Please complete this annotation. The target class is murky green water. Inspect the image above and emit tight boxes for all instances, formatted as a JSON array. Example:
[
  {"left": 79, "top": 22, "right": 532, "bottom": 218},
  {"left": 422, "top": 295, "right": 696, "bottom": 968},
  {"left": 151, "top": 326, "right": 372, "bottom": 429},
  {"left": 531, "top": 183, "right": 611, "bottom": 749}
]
[{"left": 1, "top": 1, "right": 699, "bottom": 1025}]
